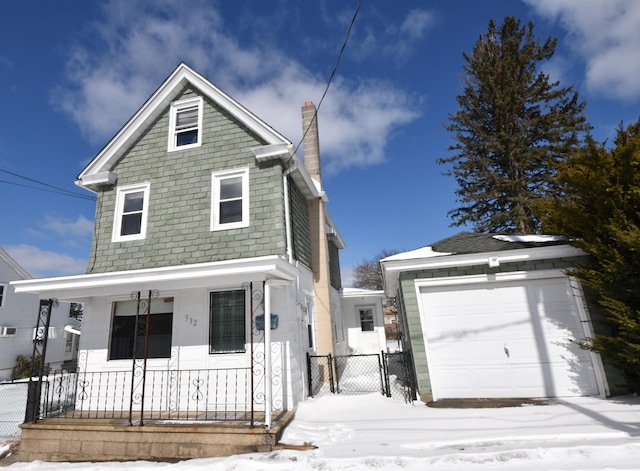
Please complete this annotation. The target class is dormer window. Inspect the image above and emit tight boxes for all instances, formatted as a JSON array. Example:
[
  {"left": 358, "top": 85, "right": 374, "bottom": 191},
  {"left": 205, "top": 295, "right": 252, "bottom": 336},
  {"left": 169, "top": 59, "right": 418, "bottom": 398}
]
[
  {"left": 112, "top": 183, "right": 150, "bottom": 242},
  {"left": 168, "top": 97, "right": 203, "bottom": 151}
]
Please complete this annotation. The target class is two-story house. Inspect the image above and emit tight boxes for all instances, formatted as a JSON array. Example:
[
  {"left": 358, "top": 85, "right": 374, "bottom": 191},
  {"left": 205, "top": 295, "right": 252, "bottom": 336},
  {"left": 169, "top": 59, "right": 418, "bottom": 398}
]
[
  {"left": 0, "top": 247, "right": 79, "bottom": 380},
  {"left": 13, "top": 63, "right": 345, "bottom": 461}
]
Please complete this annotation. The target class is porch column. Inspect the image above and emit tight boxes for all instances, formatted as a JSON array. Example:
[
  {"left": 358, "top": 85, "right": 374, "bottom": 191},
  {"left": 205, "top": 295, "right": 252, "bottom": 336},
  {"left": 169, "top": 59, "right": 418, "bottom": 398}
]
[{"left": 264, "top": 281, "right": 272, "bottom": 430}]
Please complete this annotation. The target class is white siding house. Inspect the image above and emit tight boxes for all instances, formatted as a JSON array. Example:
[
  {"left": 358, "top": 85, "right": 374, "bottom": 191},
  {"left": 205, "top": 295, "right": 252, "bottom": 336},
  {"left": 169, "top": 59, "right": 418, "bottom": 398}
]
[{"left": 0, "top": 248, "right": 79, "bottom": 380}]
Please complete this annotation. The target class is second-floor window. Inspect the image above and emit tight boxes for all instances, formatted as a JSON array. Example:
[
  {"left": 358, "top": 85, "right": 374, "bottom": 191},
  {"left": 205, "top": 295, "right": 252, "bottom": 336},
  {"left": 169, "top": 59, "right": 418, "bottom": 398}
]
[
  {"left": 0, "top": 284, "right": 6, "bottom": 308},
  {"left": 168, "top": 97, "right": 203, "bottom": 151},
  {"left": 211, "top": 168, "right": 249, "bottom": 231},
  {"left": 112, "top": 183, "right": 150, "bottom": 242}
]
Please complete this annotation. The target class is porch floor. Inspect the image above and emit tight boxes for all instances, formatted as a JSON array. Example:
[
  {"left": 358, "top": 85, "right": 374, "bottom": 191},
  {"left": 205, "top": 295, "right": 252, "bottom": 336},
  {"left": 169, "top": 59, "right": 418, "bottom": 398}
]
[{"left": 18, "top": 411, "right": 295, "bottom": 462}]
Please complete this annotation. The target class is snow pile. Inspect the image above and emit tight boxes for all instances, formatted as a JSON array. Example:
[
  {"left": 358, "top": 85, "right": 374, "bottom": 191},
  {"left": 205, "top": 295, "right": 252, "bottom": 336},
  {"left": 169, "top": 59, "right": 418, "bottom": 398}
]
[{"left": 3, "top": 393, "right": 640, "bottom": 470}]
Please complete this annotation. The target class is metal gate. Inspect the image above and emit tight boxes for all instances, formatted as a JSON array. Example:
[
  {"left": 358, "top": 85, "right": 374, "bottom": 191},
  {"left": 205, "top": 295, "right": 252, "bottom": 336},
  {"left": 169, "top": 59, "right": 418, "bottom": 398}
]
[{"left": 307, "top": 351, "right": 416, "bottom": 403}]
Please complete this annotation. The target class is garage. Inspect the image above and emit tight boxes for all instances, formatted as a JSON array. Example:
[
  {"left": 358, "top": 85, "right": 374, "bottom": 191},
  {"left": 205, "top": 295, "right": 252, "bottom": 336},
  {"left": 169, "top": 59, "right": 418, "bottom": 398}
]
[{"left": 418, "top": 276, "right": 600, "bottom": 399}]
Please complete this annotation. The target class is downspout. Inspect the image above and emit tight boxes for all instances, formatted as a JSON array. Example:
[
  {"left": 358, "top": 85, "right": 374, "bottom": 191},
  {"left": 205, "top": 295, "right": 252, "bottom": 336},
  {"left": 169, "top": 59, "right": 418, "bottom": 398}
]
[
  {"left": 283, "top": 162, "right": 296, "bottom": 264},
  {"left": 264, "top": 280, "right": 273, "bottom": 430}
]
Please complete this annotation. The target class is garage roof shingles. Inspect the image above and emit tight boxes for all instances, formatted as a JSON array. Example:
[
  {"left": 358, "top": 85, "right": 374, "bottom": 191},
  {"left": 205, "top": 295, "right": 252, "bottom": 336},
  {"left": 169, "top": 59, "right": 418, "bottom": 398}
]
[{"left": 430, "top": 232, "right": 571, "bottom": 255}]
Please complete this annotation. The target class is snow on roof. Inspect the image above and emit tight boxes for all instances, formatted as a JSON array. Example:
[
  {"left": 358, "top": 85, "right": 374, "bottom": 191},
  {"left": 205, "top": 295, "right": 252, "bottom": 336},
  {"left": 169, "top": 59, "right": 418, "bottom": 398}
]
[
  {"left": 381, "top": 246, "right": 451, "bottom": 262},
  {"left": 492, "top": 234, "right": 570, "bottom": 243}
]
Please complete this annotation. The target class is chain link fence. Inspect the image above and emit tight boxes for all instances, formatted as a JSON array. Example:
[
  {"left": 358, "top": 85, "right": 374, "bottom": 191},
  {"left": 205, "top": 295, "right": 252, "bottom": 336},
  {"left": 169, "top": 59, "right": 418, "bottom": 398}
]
[
  {"left": 0, "top": 381, "right": 28, "bottom": 440},
  {"left": 307, "top": 351, "right": 416, "bottom": 402}
]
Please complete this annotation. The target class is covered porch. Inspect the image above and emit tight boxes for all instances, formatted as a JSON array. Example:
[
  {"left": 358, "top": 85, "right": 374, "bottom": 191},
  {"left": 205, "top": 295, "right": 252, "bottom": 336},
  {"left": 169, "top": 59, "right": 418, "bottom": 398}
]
[{"left": 12, "top": 256, "right": 306, "bottom": 462}]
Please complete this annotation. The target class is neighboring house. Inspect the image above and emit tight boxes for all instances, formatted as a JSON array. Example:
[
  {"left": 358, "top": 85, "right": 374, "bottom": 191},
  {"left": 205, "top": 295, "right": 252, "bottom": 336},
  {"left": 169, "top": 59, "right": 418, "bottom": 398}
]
[
  {"left": 0, "top": 248, "right": 79, "bottom": 380},
  {"left": 12, "top": 63, "right": 345, "bottom": 461},
  {"left": 340, "top": 288, "right": 386, "bottom": 355},
  {"left": 381, "top": 232, "right": 611, "bottom": 403}
]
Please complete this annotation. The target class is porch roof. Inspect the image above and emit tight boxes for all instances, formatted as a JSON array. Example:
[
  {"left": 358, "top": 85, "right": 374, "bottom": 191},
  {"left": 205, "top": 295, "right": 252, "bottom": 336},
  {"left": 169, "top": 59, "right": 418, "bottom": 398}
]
[{"left": 11, "top": 255, "right": 299, "bottom": 301}]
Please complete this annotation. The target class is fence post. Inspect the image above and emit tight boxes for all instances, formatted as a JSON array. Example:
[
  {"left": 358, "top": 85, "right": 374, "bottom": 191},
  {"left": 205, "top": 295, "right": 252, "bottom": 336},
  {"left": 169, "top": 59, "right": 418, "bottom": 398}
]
[
  {"left": 306, "top": 353, "right": 313, "bottom": 397},
  {"left": 327, "top": 354, "right": 335, "bottom": 394},
  {"left": 381, "top": 351, "right": 391, "bottom": 397}
]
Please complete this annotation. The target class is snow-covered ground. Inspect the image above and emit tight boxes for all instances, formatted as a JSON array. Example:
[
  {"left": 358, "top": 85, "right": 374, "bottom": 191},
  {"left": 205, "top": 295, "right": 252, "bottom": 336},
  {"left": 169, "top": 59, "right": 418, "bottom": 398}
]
[{"left": 2, "top": 393, "right": 640, "bottom": 470}]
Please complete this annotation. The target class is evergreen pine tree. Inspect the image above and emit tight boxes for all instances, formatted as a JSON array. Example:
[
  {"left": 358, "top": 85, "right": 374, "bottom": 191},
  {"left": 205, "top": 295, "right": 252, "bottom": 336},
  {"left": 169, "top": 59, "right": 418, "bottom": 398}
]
[
  {"left": 540, "top": 120, "right": 640, "bottom": 392},
  {"left": 439, "top": 16, "right": 590, "bottom": 233}
]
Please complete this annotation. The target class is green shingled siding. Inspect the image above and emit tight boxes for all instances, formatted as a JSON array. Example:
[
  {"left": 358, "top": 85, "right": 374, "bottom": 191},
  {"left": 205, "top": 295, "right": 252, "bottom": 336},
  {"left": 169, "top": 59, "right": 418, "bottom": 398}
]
[
  {"left": 328, "top": 241, "right": 342, "bottom": 290},
  {"left": 288, "top": 177, "right": 312, "bottom": 270},
  {"left": 87, "top": 86, "right": 287, "bottom": 273},
  {"left": 399, "top": 256, "right": 587, "bottom": 398}
]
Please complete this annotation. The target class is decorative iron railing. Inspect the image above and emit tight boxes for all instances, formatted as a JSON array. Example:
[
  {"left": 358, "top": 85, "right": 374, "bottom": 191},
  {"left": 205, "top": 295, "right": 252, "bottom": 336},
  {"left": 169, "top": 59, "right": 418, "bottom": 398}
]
[{"left": 39, "top": 367, "right": 261, "bottom": 424}]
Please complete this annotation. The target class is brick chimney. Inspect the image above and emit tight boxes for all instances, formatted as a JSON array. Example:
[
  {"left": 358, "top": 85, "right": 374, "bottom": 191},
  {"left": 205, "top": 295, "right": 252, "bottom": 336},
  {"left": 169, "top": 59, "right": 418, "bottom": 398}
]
[{"left": 301, "top": 101, "right": 321, "bottom": 182}]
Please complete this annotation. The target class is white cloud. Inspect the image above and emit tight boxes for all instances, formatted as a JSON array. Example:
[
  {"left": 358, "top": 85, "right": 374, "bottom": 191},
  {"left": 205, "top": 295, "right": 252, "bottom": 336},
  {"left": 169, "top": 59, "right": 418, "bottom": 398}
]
[
  {"left": 43, "top": 215, "right": 94, "bottom": 239},
  {"left": 52, "top": 0, "right": 421, "bottom": 175},
  {"left": 4, "top": 244, "right": 87, "bottom": 277},
  {"left": 400, "top": 9, "right": 436, "bottom": 41},
  {"left": 351, "top": 8, "right": 436, "bottom": 65},
  {"left": 525, "top": 0, "right": 640, "bottom": 100}
]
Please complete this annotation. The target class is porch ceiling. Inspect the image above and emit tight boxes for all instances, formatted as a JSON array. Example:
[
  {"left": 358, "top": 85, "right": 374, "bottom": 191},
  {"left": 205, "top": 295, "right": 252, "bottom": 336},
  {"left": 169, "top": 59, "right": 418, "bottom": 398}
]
[{"left": 11, "top": 255, "right": 299, "bottom": 301}]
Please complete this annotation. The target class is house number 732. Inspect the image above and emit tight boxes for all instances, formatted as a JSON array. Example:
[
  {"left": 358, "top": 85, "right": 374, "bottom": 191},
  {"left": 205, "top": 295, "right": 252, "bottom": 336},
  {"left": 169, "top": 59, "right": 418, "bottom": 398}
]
[{"left": 184, "top": 316, "right": 197, "bottom": 326}]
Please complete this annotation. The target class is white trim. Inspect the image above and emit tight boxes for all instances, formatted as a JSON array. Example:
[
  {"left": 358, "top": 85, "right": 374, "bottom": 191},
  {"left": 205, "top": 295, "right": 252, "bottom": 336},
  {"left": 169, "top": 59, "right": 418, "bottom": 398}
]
[
  {"left": 11, "top": 256, "right": 299, "bottom": 300},
  {"left": 167, "top": 96, "right": 203, "bottom": 152},
  {"left": 112, "top": 183, "right": 151, "bottom": 242},
  {"left": 413, "top": 269, "right": 568, "bottom": 289},
  {"left": 382, "top": 244, "right": 586, "bottom": 295},
  {"left": 211, "top": 168, "right": 250, "bottom": 231},
  {"left": 0, "top": 247, "right": 31, "bottom": 280},
  {"left": 77, "top": 64, "right": 291, "bottom": 191},
  {"left": 568, "top": 276, "right": 610, "bottom": 397},
  {"left": 357, "top": 305, "right": 376, "bottom": 332}
]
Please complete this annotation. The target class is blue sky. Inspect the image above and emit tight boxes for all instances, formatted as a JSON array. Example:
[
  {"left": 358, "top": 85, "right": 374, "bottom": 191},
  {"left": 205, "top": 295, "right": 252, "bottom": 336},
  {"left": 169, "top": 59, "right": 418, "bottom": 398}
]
[{"left": 1, "top": 0, "right": 639, "bottom": 284}]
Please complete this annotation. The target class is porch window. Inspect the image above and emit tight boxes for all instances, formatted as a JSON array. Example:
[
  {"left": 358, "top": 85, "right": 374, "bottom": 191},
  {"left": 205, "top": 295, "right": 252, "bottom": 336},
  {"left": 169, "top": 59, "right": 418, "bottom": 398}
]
[
  {"left": 109, "top": 298, "right": 174, "bottom": 360},
  {"left": 359, "top": 307, "right": 375, "bottom": 332},
  {"left": 209, "top": 290, "right": 246, "bottom": 354}
]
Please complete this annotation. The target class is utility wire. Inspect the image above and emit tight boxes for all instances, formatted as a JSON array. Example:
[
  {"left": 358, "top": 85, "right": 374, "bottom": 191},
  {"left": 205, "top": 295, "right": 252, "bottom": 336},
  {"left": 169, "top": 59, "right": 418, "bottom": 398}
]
[
  {"left": 0, "top": 168, "right": 96, "bottom": 201},
  {"left": 290, "top": 0, "right": 363, "bottom": 162}
]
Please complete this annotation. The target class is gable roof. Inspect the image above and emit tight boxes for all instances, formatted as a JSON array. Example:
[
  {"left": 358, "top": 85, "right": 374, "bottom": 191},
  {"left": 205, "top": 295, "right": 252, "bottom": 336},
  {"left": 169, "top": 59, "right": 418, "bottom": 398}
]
[
  {"left": 380, "top": 232, "right": 583, "bottom": 296},
  {"left": 0, "top": 247, "right": 31, "bottom": 280},
  {"left": 76, "top": 63, "right": 294, "bottom": 191},
  {"left": 430, "top": 232, "right": 571, "bottom": 254}
]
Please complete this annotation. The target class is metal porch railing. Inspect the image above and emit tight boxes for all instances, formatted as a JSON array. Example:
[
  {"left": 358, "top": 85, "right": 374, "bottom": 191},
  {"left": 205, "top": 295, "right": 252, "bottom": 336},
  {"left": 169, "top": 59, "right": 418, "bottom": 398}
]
[{"left": 37, "top": 367, "right": 260, "bottom": 424}]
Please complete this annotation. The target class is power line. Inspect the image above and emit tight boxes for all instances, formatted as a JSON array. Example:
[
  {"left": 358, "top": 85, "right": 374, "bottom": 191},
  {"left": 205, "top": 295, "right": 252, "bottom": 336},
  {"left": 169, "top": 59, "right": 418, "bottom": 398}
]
[
  {"left": 290, "top": 0, "right": 363, "bottom": 162},
  {"left": 0, "top": 168, "right": 95, "bottom": 201}
]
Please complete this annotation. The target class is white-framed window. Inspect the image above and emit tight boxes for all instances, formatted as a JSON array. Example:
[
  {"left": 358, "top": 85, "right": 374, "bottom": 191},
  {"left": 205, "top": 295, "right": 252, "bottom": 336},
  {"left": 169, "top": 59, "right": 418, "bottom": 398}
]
[
  {"left": 0, "top": 283, "right": 6, "bottom": 308},
  {"left": 168, "top": 97, "right": 203, "bottom": 152},
  {"left": 108, "top": 297, "right": 174, "bottom": 360},
  {"left": 211, "top": 168, "right": 249, "bottom": 231},
  {"left": 112, "top": 183, "right": 150, "bottom": 242},
  {"left": 358, "top": 306, "right": 375, "bottom": 332},
  {"left": 209, "top": 289, "right": 247, "bottom": 354}
]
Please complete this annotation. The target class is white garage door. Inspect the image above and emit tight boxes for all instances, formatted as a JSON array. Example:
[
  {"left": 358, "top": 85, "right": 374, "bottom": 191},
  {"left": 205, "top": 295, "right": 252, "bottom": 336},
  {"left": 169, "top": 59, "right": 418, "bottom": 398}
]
[{"left": 419, "top": 277, "right": 600, "bottom": 399}]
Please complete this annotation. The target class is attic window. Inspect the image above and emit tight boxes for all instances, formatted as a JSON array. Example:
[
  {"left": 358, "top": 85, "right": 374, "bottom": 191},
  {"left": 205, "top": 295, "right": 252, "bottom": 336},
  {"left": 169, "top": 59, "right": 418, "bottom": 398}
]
[
  {"left": 168, "top": 97, "right": 203, "bottom": 151},
  {"left": 0, "top": 284, "right": 5, "bottom": 308}
]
